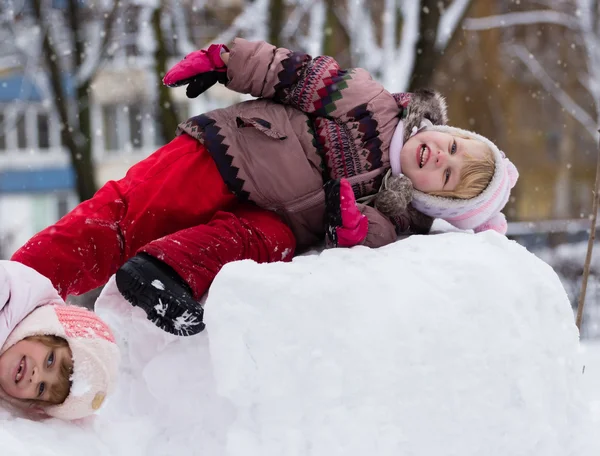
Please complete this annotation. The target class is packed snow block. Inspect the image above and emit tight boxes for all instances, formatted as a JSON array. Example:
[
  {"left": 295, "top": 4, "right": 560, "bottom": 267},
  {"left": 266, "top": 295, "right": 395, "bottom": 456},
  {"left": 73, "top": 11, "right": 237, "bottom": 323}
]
[{"left": 204, "top": 231, "right": 593, "bottom": 456}]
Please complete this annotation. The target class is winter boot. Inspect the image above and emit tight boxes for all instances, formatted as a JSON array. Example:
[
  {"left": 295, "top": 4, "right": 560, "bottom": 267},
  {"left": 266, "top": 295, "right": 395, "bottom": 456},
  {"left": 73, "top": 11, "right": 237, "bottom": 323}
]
[{"left": 115, "top": 253, "right": 205, "bottom": 336}]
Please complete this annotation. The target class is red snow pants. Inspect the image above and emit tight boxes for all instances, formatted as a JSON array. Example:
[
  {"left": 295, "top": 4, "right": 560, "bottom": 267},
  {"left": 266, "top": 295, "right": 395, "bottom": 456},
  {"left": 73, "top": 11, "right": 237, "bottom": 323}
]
[{"left": 11, "top": 135, "right": 296, "bottom": 299}]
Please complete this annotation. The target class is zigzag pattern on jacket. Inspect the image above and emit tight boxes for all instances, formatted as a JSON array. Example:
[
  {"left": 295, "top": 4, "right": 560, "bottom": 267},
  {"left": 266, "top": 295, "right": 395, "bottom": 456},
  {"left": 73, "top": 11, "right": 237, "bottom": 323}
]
[
  {"left": 276, "top": 52, "right": 383, "bottom": 199},
  {"left": 347, "top": 103, "right": 383, "bottom": 170},
  {"left": 277, "top": 54, "right": 352, "bottom": 116},
  {"left": 273, "top": 51, "right": 312, "bottom": 105},
  {"left": 180, "top": 114, "right": 250, "bottom": 201},
  {"left": 313, "top": 68, "right": 351, "bottom": 117},
  {"left": 317, "top": 104, "right": 383, "bottom": 197}
]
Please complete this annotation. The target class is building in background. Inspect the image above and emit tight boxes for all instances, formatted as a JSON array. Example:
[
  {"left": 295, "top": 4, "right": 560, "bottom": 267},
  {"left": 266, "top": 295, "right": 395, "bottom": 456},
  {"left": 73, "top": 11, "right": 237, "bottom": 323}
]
[{"left": 0, "top": 1, "right": 243, "bottom": 258}]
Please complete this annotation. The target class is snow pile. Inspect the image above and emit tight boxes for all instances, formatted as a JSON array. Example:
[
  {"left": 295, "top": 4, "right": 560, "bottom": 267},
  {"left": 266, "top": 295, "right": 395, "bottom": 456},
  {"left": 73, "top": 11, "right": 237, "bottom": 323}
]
[
  {"left": 581, "top": 341, "right": 600, "bottom": 423},
  {"left": 0, "top": 231, "right": 596, "bottom": 455}
]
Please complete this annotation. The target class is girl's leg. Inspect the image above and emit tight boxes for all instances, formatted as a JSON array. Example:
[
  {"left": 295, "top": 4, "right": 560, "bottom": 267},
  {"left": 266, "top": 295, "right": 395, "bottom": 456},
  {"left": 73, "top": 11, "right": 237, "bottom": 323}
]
[
  {"left": 12, "top": 135, "right": 235, "bottom": 299},
  {"left": 11, "top": 180, "right": 130, "bottom": 299},
  {"left": 116, "top": 204, "right": 296, "bottom": 336}
]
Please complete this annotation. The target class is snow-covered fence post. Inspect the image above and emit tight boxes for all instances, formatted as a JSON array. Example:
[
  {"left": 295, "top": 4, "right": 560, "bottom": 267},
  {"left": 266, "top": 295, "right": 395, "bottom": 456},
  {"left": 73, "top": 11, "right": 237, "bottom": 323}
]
[{"left": 576, "top": 129, "right": 600, "bottom": 330}]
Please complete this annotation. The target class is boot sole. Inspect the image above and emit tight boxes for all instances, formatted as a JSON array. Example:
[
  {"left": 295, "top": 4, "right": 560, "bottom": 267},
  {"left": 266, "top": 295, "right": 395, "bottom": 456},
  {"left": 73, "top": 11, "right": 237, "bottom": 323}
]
[{"left": 115, "top": 266, "right": 205, "bottom": 337}]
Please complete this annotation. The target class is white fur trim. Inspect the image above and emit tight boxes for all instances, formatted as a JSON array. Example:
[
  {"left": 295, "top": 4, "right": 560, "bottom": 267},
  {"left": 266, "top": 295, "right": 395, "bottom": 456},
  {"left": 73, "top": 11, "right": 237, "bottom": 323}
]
[{"left": 389, "top": 120, "right": 405, "bottom": 176}]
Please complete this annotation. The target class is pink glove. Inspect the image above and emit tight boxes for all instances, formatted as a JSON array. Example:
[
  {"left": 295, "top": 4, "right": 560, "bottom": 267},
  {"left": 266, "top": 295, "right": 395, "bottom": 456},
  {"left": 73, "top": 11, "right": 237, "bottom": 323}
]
[
  {"left": 325, "top": 178, "right": 369, "bottom": 248},
  {"left": 163, "top": 44, "right": 229, "bottom": 98}
]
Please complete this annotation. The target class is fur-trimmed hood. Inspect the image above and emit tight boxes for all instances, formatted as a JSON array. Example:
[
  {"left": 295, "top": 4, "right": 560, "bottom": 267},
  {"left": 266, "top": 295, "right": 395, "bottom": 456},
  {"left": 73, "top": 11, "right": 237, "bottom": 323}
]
[{"left": 392, "top": 89, "right": 448, "bottom": 142}]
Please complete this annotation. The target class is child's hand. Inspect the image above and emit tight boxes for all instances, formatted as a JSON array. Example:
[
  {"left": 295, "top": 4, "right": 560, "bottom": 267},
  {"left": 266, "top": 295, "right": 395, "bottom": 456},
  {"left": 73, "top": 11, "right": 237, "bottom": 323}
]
[
  {"left": 324, "top": 178, "right": 368, "bottom": 248},
  {"left": 163, "top": 44, "right": 229, "bottom": 98}
]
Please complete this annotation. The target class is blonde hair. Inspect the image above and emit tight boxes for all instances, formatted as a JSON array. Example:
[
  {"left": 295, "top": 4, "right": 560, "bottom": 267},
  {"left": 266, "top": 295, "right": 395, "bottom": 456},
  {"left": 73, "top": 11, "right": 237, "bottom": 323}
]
[
  {"left": 25, "top": 335, "right": 73, "bottom": 405},
  {"left": 429, "top": 136, "right": 495, "bottom": 199}
]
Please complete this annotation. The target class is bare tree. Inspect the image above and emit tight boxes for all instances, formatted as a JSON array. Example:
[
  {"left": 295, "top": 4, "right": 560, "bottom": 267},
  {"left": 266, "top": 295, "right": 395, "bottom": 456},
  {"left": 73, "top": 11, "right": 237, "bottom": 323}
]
[
  {"left": 27, "top": 0, "right": 121, "bottom": 202},
  {"left": 246, "top": 0, "right": 474, "bottom": 92},
  {"left": 408, "top": 0, "right": 473, "bottom": 91},
  {"left": 152, "top": 2, "right": 179, "bottom": 143},
  {"left": 269, "top": 0, "right": 286, "bottom": 48}
]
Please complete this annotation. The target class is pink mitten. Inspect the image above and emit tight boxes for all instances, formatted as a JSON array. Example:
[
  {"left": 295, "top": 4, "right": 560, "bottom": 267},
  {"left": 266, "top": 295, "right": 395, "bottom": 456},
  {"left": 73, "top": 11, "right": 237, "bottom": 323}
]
[
  {"left": 325, "top": 178, "right": 369, "bottom": 248},
  {"left": 163, "top": 44, "right": 229, "bottom": 98}
]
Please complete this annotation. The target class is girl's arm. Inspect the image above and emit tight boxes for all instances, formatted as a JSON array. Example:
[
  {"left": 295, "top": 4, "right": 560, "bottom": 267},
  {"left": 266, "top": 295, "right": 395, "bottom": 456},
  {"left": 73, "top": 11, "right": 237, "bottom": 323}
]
[
  {"left": 325, "top": 178, "right": 398, "bottom": 249},
  {"left": 354, "top": 205, "right": 433, "bottom": 248},
  {"left": 356, "top": 205, "right": 398, "bottom": 248},
  {"left": 223, "top": 38, "right": 388, "bottom": 118}
]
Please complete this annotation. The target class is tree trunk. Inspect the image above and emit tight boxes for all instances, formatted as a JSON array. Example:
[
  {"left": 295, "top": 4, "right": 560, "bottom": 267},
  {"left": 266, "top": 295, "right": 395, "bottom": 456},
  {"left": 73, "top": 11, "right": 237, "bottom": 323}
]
[
  {"left": 408, "top": 0, "right": 442, "bottom": 91},
  {"left": 75, "top": 82, "right": 98, "bottom": 201},
  {"left": 152, "top": 5, "right": 179, "bottom": 143},
  {"left": 323, "top": 0, "right": 351, "bottom": 67},
  {"left": 269, "top": 0, "right": 285, "bottom": 48},
  {"left": 32, "top": 0, "right": 98, "bottom": 202}
]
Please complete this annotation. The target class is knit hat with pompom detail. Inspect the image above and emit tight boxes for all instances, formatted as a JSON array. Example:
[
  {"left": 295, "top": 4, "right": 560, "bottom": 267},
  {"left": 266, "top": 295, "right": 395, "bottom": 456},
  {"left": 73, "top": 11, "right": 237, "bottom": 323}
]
[{"left": 1, "top": 304, "right": 120, "bottom": 420}]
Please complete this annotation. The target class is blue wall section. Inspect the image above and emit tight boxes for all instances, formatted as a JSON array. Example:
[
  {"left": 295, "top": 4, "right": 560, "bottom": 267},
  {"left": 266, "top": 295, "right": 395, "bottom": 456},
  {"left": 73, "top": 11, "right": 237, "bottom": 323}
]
[
  {"left": 0, "top": 73, "right": 74, "bottom": 102},
  {"left": 0, "top": 167, "right": 75, "bottom": 193}
]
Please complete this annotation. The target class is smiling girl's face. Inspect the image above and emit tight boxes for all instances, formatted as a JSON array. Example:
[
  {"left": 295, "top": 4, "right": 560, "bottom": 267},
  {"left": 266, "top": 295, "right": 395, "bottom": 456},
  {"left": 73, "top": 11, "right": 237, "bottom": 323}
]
[
  {"left": 400, "top": 130, "right": 489, "bottom": 194},
  {"left": 0, "top": 338, "right": 72, "bottom": 403}
]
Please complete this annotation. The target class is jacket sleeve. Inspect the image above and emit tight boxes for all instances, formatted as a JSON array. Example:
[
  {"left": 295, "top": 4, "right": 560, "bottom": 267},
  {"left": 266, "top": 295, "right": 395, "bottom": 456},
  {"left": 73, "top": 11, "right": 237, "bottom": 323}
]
[
  {"left": 358, "top": 205, "right": 398, "bottom": 248},
  {"left": 358, "top": 204, "right": 434, "bottom": 249},
  {"left": 225, "top": 38, "right": 387, "bottom": 118}
]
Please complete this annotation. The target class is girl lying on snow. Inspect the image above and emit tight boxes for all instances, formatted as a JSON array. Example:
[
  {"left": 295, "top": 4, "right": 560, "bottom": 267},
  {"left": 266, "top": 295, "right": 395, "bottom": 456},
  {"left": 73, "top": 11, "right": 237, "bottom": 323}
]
[{"left": 0, "top": 38, "right": 518, "bottom": 420}]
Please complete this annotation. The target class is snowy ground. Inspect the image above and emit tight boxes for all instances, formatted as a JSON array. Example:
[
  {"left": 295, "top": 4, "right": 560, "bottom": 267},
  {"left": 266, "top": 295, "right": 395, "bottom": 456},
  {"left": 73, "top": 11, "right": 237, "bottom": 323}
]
[
  {"left": 0, "top": 231, "right": 598, "bottom": 455},
  {"left": 581, "top": 340, "right": 600, "bottom": 423}
]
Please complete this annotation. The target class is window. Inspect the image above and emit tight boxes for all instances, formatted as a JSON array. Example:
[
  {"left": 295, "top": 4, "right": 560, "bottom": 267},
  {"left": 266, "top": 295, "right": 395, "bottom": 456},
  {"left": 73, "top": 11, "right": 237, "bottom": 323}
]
[
  {"left": 37, "top": 112, "right": 50, "bottom": 149},
  {"left": 102, "top": 104, "right": 119, "bottom": 151},
  {"left": 102, "top": 103, "right": 148, "bottom": 152},
  {"left": 57, "top": 192, "right": 70, "bottom": 219},
  {"left": 128, "top": 104, "right": 143, "bottom": 147},
  {"left": 16, "top": 113, "right": 26, "bottom": 149},
  {"left": 0, "top": 106, "right": 53, "bottom": 151},
  {"left": 0, "top": 112, "right": 5, "bottom": 151},
  {"left": 124, "top": 7, "right": 140, "bottom": 57}
]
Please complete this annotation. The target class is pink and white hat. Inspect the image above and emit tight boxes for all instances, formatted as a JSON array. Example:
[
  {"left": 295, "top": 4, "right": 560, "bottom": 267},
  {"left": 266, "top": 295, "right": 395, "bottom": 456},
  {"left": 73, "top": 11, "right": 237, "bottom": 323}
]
[
  {"left": 1, "top": 304, "right": 120, "bottom": 420},
  {"left": 410, "top": 125, "right": 519, "bottom": 234}
]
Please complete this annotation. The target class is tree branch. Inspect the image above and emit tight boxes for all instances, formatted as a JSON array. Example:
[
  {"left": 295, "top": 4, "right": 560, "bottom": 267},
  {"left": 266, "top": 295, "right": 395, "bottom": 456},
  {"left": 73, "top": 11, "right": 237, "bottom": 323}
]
[
  {"left": 507, "top": 44, "right": 597, "bottom": 138},
  {"left": 281, "top": 0, "right": 318, "bottom": 40},
  {"left": 211, "top": 0, "right": 269, "bottom": 46},
  {"left": 31, "top": 1, "right": 82, "bottom": 162},
  {"left": 576, "top": 129, "right": 600, "bottom": 330},
  {"left": 408, "top": 0, "right": 443, "bottom": 91},
  {"left": 394, "top": 0, "right": 420, "bottom": 91},
  {"left": 436, "top": 0, "right": 472, "bottom": 50},
  {"left": 463, "top": 10, "right": 580, "bottom": 31},
  {"left": 76, "top": 0, "right": 122, "bottom": 87}
]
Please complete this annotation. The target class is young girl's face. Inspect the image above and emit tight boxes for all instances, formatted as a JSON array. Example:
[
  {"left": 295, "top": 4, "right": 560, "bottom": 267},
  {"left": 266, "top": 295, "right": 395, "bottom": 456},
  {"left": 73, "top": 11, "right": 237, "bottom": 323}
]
[
  {"left": 400, "top": 130, "right": 488, "bottom": 193},
  {"left": 0, "top": 339, "right": 71, "bottom": 402}
]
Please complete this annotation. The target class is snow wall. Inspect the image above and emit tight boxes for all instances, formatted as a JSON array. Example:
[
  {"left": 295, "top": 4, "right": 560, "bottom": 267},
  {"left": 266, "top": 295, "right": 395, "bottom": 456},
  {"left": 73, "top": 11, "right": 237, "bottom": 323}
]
[{"left": 0, "top": 231, "right": 596, "bottom": 455}]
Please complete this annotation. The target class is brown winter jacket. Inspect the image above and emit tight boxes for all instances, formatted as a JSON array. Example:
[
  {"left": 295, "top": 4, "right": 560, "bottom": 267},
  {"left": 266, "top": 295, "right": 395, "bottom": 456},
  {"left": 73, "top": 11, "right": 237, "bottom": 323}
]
[{"left": 178, "top": 38, "right": 447, "bottom": 249}]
